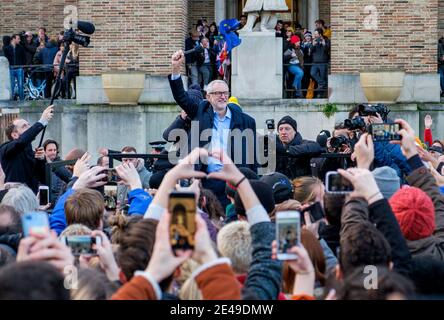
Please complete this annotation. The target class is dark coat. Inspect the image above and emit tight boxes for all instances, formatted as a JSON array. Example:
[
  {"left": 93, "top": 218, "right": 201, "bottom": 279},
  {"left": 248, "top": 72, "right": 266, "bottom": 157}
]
[
  {"left": 196, "top": 47, "right": 216, "bottom": 67},
  {"left": 23, "top": 41, "right": 37, "bottom": 66},
  {"left": 37, "top": 42, "right": 58, "bottom": 71},
  {"left": 0, "top": 122, "right": 46, "bottom": 193},
  {"left": 275, "top": 132, "right": 323, "bottom": 179},
  {"left": 4, "top": 44, "right": 26, "bottom": 66},
  {"left": 168, "top": 75, "right": 257, "bottom": 173}
]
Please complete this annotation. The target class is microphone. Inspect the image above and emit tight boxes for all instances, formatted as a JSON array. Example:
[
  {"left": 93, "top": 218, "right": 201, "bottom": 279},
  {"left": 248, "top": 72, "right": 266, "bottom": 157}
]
[
  {"left": 184, "top": 45, "right": 203, "bottom": 55},
  {"left": 77, "top": 21, "right": 95, "bottom": 35}
]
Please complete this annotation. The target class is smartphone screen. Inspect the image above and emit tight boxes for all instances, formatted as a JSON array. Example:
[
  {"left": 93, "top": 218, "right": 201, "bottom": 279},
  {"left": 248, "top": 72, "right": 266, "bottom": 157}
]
[
  {"left": 61, "top": 236, "right": 100, "bottom": 256},
  {"left": 276, "top": 211, "right": 300, "bottom": 260},
  {"left": 370, "top": 123, "right": 401, "bottom": 142},
  {"left": 39, "top": 186, "right": 49, "bottom": 206},
  {"left": 326, "top": 172, "right": 354, "bottom": 194},
  {"left": 21, "top": 211, "right": 50, "bottom": 237},
  {"left": 169, "top": 191, "right": 196, "bottom": 252},
  {"left": 107, "top": 169, "right": 119, "bottom": 183},
  {"left": 104, "top": 185, "right": 118, "bottom": 210}
]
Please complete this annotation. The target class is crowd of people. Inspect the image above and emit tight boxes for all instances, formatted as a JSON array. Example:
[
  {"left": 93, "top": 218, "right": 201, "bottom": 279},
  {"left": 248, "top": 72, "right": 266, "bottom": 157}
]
[
  {"left": 0, "top": 27, "right": 79, "bottom": 101},
  {"left": 184, "top": 17, "right": 331, "bottom": 99},
  {"left": 0, "top": 49, "right": 444, "bottom": 301}
]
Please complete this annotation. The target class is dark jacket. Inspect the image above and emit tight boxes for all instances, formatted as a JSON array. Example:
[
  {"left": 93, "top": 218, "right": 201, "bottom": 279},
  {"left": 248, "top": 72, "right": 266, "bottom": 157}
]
[
  {"left": 23, "top": 41, "right": 37, "bottom": 66},
  {"left": 0, "top": 122, "right": 46, "bottom": 193},
  {"left": 196, "top": 47, "right": 216, "bottom": 67},
  {"left": 283, "top": 47, "right": 304, "bottom": 67},
  {"left": 168, "top": 75, "right": 257, "bottom": 173},
  {"left": 162, "top": 115, "right": 191, "bottom": 143},
  {"left": 185, "top": 37, "right": 200, "bottom": 64},
  {"left": 311, "top": 38, "right": 330, "bottom": 64},
  {"left": 275, "top": 133, "right": 323, "bottom": 180},
  {"left": 404, "top": 162, "right": 444, "bottom": 261},
  {"left": 37, "top": 42, "right": 58, "bottom": 71},
  {"left": 4, "top": 44, "right": 26, "bottom": 67},
  {"left": 245, "top": 221, "right": 282, "bottom": 300},
  {"left": 439, "top": 42, "right": 444, "bottom": 67}
]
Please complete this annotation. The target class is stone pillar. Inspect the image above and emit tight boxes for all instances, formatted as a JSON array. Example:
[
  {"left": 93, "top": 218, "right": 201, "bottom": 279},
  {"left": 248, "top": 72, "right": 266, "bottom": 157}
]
[
  {"left": 299, "top": 0, "right": 308, "bottom": 29},
  {"left": 231, "top": 33, "right": 283, "bottom": 99},
  {"left": 307, "top": 0, "right": 319, "bottom": 32},
  {"left": 226, "top": 0, "right": 238, "bottom": 19},
  {"left": 0, "top": 57, "right": 11, "bottom": 101},
  {"left": 215, "top": 0, "right": 226, "bottom": 24}
]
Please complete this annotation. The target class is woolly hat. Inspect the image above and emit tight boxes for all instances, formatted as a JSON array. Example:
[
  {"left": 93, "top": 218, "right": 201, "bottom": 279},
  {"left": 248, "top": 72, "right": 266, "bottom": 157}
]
[
  {"left": 260, "top": 172, "right": 293, "bottom": 205},
  {"left": 372, "top": 166, "right": 400, "bottom": 199},
  {"left": 290, "top": 35, "right": 301, "bottom": 44},
  {"left": 235, "top": 180, "right": 275, "bottom": 216},
  {"left": 389, "top": 186, "right": 435, "bottom": 241},
  {"left": 277, "top": 115, "right": 297, "bottom": 132}
]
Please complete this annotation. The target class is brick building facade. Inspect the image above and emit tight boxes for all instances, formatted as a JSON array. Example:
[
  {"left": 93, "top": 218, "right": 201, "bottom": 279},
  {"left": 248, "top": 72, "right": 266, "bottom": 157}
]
[{"left": 0, "top": 0, "right": 442, "bottom": 102}]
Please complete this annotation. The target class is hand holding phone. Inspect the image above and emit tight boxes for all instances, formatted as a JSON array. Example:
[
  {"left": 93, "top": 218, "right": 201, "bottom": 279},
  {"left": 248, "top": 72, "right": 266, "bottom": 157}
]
[
  {"left": 325, "top": 171, "right": 354, "bottom": 194},
  {"left": 60, "top": 235, "right": 101, "bottom": 256},
  {"left": 301, "top": 202, "right": 325, "bottom": 224},
  {"left": 38, "top": 186, "right": 49, "bottom": 206},
  {"left": 276, "top": 211, "right": 300, "bottom": 260}
]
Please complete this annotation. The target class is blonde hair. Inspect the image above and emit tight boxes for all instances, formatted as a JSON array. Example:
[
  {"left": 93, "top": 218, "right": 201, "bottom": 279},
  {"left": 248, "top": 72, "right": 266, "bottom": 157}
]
[
  {"left": 292, "top": 176, "right": 323, "bottom": 204},
  {"left": 59, "top": 224, "right": 92, "bottom": 237},
  {"left": 179, "top": 277, "right": 202, "bottom": 300},
  {"left": 217, "top": 221, "right": 252, "bottom": 274},
  {"left": 269, "top": 199, "right": 302, "bottom": 222}
]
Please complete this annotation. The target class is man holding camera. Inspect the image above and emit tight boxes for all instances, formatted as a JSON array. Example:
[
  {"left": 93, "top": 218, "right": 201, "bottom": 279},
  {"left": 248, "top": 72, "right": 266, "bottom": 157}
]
[
  {"left": 310, "top": 28, "right": 330, "bottom": 98},
  {"left": 274, "top": 116, "right": 323, "bottom": 180}
]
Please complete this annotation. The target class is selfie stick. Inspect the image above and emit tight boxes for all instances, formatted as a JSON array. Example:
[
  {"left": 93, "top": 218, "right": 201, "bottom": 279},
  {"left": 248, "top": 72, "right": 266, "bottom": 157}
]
[{"left": 38, "top": 42, "right": 70, "bottom": 148}]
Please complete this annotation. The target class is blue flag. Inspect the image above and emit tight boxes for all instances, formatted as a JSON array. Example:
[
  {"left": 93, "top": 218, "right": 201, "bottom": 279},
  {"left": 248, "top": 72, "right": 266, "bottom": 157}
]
[{"left": 218, "top": 19, "right": 241, "bottom": 53}]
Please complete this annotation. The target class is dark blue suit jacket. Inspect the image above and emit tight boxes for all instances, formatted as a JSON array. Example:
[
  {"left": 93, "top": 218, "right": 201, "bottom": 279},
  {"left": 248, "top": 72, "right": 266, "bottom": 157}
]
[{"left": 168, "top": 75, "right": 257, "bottom": 173}]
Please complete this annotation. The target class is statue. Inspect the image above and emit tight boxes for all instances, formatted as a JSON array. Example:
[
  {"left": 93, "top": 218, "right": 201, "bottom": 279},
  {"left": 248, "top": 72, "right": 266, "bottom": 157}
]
[{"left": 240, "top": 0, "right": 289, "bottom": 33}]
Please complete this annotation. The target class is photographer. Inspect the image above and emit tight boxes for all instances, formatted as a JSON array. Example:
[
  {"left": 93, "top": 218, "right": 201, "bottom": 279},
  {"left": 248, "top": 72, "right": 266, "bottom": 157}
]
[
  {"left": 347, "top": 104, "right": 411, "bottom": 180},
  {"left": 310, "top": 28, "right": 330, "bottom": 98},
  {"left": 311, "top": 125, "right": 356, "bottom": 182},
  {"left": 274, "top": 116, "right": 323, "bottom": 180}
]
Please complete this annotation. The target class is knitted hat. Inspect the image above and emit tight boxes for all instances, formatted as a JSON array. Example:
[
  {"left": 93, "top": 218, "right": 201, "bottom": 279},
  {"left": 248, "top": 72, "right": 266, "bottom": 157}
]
[
  {"left": 277, "top": 115, "right": 297, "bottom": 132},
  {"left": 304, "top": 31, "right": 312, "bottom": 38},
  {"left": 389, "top": 187, "right": 435, "bottom": 241},
  {"left": 260, "top": 172, "right": 293, "bottom": 205},
  {"left": 187, "top": 84, "right": 203, "bottom": 106},
  {"left": 235, "top": 180, "right": 275, "bottom": 216},
  {"left": 372, "top": 166, "right": 400, "bottom": 199},
  {"left": 290, "top": 35, "right": 301, "bottom": 44}
]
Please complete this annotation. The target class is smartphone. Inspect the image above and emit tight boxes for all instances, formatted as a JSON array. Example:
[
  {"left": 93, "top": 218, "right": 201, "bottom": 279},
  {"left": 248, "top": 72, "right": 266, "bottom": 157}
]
[
  {"left": 38, "top": 185, "right": 49, "bottom": 206},
  {"left": 60, "top": 235, "right": 101, "bottom": 256},
  {"left": 21, "top": 211, "right": 50, "bottom": 237},
  {"left": 276, "top": 211, "right": 301, "bottom": 260},
  {"left": 107, "top": 168, "right": 120, "bottom": 183},
  {"left": 369, "top": 123, "right": 402, "bottom": 142},
  {"left": 169, "top": 191, "right": 196, "bottom": 252},
  {"left": 104, "top": 185, "right": 118, "bottom": 210},
  {"left": 325, "top": 171, "right": 354, "bottom": 194},
  {"left": 301, "top": 202, "right": 325, "bottom": 224}
]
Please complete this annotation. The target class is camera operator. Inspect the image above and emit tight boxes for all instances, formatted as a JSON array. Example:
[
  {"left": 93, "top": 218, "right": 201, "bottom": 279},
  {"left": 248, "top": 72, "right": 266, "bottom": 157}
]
[
  {"left": 274, "top": 116, "right": 323, "bottom": 180},
  {"left": 310, "top": 125, "right": 356, "bottom": 181},
  {"left": 347, "top": 104, "right": 411, "bottom": 179}
]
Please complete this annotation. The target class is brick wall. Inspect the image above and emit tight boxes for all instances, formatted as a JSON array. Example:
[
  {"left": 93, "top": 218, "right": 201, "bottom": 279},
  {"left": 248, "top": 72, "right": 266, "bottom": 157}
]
[
  {"left": 440, "top": 0, "right": 444, "bottom": 35},
  {"left": 78, "top": 0, "right": 188, "bottom": 76},
  {"left": 188, "top": 0, "right": 215, "bottom": 32},
  {"left": 0, "top": 0, "right": 79, "bottom": 37},
  {"left": 331, "top": 0, "right": 438, "bottom": 74},
  {"left": 319, "top": 0, "right": 331, "bottom": 26}
]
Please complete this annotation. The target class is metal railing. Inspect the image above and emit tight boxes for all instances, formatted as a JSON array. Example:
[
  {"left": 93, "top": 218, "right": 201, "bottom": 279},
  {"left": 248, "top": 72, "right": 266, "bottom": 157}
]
[{"left": 283, "top": 62, "right": 330, "bottom": 99}]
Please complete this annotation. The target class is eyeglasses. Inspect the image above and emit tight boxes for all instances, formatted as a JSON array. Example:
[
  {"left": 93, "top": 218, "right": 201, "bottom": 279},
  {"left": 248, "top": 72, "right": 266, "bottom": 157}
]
[{"left": 209, "top": 91, "right": 230, "bottom": 97}]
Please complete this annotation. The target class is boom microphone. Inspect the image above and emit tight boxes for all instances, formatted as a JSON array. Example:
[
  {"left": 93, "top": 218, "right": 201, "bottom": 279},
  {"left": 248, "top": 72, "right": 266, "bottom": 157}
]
[{"left": 77, "top": 21, "right": 95, "bottom": 35}]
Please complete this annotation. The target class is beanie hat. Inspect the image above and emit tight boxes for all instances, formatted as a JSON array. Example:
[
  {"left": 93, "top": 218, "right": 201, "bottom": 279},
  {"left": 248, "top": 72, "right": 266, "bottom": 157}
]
[
  {"left": 260, "top": 172, "right": 293, "bottom": 205},
  {"left": 290, "top": 35, "right": 300, "bottom": 44},
  {"left": 187, "top": 84, "right": 203, "bottom": 106},
  {"left": 235, "top": 180, "right": 275, "bottom": 216},
  {"left": 228, "top": 96, "right": 240, "bottom": 106},
  {"left": 277, "top": 116, "right": 297, "bottom": 132},
  {"left": 372, "top": 166, "right": 400, "bottom": 199},
  {"left": 389, "top": 187, "right": 435, "bottom": 241},
  {"left": 304, "top": 31, "right": 312, "bottom": 38}
]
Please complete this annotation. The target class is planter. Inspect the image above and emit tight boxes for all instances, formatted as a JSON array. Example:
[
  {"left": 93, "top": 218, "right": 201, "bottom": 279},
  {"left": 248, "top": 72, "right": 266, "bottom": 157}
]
[
  {"left": 360, "top": 71, "right": 405, "bottom": 103},
  {"left": 102, "top": 72, "right": 145, "bottom": 105}
]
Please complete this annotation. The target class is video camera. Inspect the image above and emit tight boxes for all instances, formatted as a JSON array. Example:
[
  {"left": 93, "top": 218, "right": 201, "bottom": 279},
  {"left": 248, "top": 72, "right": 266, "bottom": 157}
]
[
  {"left": 266, "top": 119, "right": 275, "bottom": 130},
  {"left": 329, "top": 135, "right": 349, "bottom": 149},
  {"left": 357, "top": 103, "right": 390, "bottom": 122},
  {"left": 63, "top": 20, "right": 95, "bottom": 47}
]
